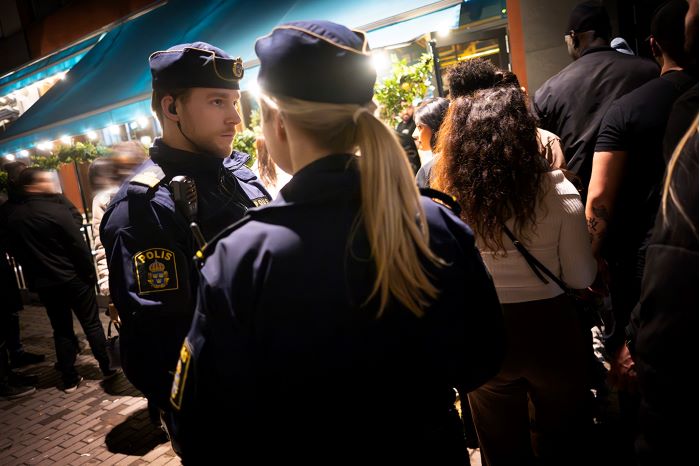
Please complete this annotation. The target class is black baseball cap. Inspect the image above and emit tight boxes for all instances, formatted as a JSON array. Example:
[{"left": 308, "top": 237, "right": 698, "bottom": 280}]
[
  {"left": 567, "top": 1, "right": 611, "bottom": 37},
  {"left": 649, "top": 0, "right": 688, "bottom": 50}
]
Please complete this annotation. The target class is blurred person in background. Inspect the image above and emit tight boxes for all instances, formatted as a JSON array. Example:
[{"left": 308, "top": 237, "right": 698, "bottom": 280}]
[
  {"left": 0, "top": 162, "right": 46, "bottom": 370},
  {"left": 413, "top": 97, "right": 450, "bottom": 188},
  {"left": 90, "top": 142, "right": 147, "bottom": 296},
  {"left": 5, "top": 168, "right": 114, "bottom": 393}
]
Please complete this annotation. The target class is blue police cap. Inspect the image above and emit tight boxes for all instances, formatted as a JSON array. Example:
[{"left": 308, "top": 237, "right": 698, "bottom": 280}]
[
  {"left": 255, "top": 21, "right": 376, "bottom": 104},
  {"left": 149, "top": 42, "right": 244, "bottom": 91}
]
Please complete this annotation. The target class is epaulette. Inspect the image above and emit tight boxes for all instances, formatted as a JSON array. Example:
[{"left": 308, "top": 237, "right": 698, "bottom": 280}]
[
  {"left": 129, "top": 166, "right": 167, "bottom": 190},
  {"left": 419, "top": 187, "right": 462, "bottom": 217}
]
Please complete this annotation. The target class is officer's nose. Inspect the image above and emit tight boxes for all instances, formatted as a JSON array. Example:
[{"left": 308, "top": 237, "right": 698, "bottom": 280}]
[{"left": 226, "top": 104, "right": 242, "bottom": 126}]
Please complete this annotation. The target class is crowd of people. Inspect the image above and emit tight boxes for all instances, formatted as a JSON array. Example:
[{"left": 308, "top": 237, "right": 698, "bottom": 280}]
[{"left": 0, "top": 1, "right": 697, "bottom": 465}]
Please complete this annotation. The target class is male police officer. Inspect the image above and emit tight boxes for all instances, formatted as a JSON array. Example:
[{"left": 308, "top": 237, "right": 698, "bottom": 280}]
[{"left": 100, "top": 42, "right": 270, "bottom": 415}]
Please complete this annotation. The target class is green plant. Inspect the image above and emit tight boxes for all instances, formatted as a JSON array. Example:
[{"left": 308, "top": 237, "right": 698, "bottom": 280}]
[
  {"left": 55, "top": 142, "right": 108, "bottom": 164},
  {"left": 249, "top": 108, "right": 261, "bottom": 133},
  {"left": 374, "top": 53, "right": 434, "bottom": 126},
  {"left": 30, "top": 142, "right": 108, "bottom": 170},
  {"left": 232, "top": 129, "right": 257, "bottom": 168},
  {"left": 29, "top": 152, "right": 62, "bottom": 170}
]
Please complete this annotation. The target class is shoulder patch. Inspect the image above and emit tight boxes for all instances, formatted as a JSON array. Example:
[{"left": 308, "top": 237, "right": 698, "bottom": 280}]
[
  {"left": 133, "top": 248, "right": 179, "bottom": 294},
  {"left": 170, "top": 339, "right": 192, "bottom": 411},
  {"left": 130, "top": 169, "right": 165, "bottom": 188},
  {"left": 252, "top": 197, "right": 270, "bottom": 207}
]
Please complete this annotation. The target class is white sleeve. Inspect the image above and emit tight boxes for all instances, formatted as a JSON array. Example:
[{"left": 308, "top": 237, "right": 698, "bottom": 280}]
[
  {"left": 556, "top": 179, "right": 597, "bottom": 289},
  {"left": 92, "top": 191, "right": 112, "bottom": 296}
]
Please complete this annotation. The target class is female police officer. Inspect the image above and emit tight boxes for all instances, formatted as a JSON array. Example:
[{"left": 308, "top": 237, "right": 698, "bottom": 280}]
[{"left": 169, "top": 21, "right": 505, "bottom": 464}]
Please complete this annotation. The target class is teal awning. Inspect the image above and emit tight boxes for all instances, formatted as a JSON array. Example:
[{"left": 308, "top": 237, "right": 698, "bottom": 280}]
[
  {"left": 0, "top": 34, "right": 102, "bottom": 98},
  {"left": 0, "top": 0, "right": 459, "bottom": 155},
  {"left": 365, "top": 4, "right": 460, "bottom": 49}
]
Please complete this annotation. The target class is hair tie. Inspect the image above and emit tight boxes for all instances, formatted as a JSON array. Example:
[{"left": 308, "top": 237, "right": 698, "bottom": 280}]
[{"left": 353, "top": 107, "right": 370, "bottom": 123}]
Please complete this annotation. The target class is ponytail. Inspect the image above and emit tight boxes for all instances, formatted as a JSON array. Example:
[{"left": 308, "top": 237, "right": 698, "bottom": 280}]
[
  {"left": 260, "top": 93, "right": 443, "bottom": 317},
  {"left": 354, "top": 110, "right": 443, "bottom": 316}
]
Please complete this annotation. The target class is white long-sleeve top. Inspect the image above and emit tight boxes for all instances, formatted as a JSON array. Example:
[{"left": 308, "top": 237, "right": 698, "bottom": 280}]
[
  {"left": 92, "top": 186, "right": 119, "bottom": 296},
  {"left": 477, "top": 170, "right": 596, "bottom": 304}
]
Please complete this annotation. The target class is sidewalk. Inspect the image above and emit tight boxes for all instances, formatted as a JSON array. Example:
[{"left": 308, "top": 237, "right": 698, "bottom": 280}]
[{"left": 0, "top": 305, "right": 180, "bottom": 465}]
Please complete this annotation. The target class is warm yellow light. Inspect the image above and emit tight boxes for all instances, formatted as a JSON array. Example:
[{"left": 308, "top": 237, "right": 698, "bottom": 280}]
[{"left": 458, "top": 48, "right": 501, "bottom": 61}]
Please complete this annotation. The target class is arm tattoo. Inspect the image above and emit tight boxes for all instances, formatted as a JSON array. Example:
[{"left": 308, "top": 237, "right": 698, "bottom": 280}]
[
  {"left": 592, "top": 205, "right": 610, "bottom": 222},
  {"left": 587, "top": 217, "right": 599, "bottom": 232}
]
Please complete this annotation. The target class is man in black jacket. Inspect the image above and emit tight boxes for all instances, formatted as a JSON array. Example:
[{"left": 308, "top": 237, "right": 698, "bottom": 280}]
[
  {"left": 5, "top": 168, "right": 114, "bottom": 392},
  {"left": 534, "top": 1, "right": 658, "bottom": 194}
]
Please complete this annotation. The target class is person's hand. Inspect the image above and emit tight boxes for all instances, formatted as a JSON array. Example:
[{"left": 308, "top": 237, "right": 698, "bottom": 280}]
[{"left": 608, "top": 344, "right": 637, "bottom": 393}]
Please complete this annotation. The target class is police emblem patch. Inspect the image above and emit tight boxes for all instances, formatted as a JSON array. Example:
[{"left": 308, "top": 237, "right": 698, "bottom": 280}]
[
  {"left": 170, "top": 339, "right": 192, "bottom": 411},
  {"left": 133, "top": 248, "right": 179, "bottom": 294},
  {"left": 232, "top": 57, "right": 244, "bottom": 79}
]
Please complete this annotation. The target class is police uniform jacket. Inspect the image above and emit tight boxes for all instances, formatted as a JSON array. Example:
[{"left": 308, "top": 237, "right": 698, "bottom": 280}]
[
  {"left": 170, "top": 154, "right": 505, "bottom": 464},
  {"left": 100, "top": 139, "right": 269, "bottom": 407}
]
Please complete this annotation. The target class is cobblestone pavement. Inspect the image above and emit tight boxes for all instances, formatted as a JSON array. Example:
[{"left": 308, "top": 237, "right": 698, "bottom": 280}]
[{"left": 0, "top": 306, "right": 181, "bottom": 466}]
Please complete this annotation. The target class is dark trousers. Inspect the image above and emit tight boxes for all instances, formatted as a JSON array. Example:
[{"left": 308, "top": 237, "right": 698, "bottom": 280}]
[
  {"left": 37, "top": 277, "right": 109, "bottom": 383},
  {"left": 468, "top": 294, "right": 592, "bottom": 466},
  {"left": 1, "top": 255, "right": 24, "bottom": 356}
]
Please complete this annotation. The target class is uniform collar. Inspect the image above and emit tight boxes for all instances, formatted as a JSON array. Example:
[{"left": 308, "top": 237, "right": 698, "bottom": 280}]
[
  {"left": 150, "top": 138, "right": 225, "bottom": 177},
  {"left": 277, "top": 153, "right": 359, "bottom": 205}
]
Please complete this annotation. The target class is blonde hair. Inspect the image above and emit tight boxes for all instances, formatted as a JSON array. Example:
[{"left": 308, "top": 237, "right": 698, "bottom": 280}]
[
  {"left": 260, "top": 93, "right": 443, "bottom": 317},
  {"left": 662, "top": 115, "right": 698, "bottom": 237}
]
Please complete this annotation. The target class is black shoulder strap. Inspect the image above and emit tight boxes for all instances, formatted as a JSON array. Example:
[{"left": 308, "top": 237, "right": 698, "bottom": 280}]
[
  {"left": 193, "top": 214, "right": 253, "bottom": 265},
  {"left": 419, "top": 188, "right": 462, "bottom": 216},
  {"left": 501, "top": 224, "right": 570, "bottom": 293}
]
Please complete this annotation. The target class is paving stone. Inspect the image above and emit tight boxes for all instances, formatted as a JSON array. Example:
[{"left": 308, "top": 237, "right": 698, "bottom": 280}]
[{"left": 0, "top": 307, "right": 178, "bottom": 466}]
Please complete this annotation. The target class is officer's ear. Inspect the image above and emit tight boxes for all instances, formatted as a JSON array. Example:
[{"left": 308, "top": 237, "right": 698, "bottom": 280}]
[
  {"left": 161, "top": 95, "right": 179, "bottom": 122},
  {"left": 275, "top": 113, "right": 287, "bottom": 143}
]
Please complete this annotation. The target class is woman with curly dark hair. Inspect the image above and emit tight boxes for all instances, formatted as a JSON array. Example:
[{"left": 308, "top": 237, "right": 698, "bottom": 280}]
[{"left": 433, "top": 85, "right": 597, "bottom": 465}]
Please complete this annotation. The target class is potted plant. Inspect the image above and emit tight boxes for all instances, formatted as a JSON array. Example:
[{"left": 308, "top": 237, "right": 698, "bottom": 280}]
[{"left": 374, "top": 53, "right": 434, "bottom": 126}]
